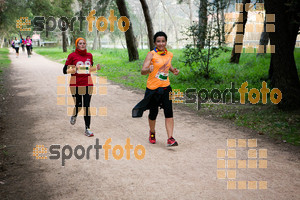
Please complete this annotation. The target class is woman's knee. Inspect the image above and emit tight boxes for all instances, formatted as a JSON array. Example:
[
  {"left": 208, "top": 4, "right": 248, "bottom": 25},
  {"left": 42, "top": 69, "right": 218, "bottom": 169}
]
[
  {"left": 149, "top": 107, "right": 158, "bottom": 120},
  {"left": 163, "top": 106, "right": 173, "bottom": 118}
]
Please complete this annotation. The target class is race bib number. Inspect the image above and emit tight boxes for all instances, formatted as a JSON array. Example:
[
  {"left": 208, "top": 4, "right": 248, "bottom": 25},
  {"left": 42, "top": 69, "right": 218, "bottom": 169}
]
[
  {"left": 77, "top": 65, "right": 90, "bottom": 74},
  {"left": 155, "top": 72, "right": 169, "bottom": 81},
  {"left": 76, "top": 61, "right": 94, "bottom": 74}
]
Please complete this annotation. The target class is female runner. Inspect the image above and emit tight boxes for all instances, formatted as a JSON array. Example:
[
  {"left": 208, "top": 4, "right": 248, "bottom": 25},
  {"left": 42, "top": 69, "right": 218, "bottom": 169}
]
[
  {"left": 25, "top": 36, "right": 32, "bottom": 57},
  {"left": 13, "top": 37, "right": 20, "bottom": 58},
  {"left": 63, "top": 37, "right": 101, "bottom": 137},
  {"left": 133, "top": 31, "right": 179, "bottom": 147}
]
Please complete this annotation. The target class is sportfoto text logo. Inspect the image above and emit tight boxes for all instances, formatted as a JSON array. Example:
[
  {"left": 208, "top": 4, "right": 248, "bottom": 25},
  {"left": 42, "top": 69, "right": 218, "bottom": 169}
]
[
  {"left": 169, "top": 81, "right": 282, "bottom": 110},
  {"left": 33, "top": 138, "right": 146, "bottom": 166},
  {"left": 18, "top": 10, "right": 130, "bottom": 32}
]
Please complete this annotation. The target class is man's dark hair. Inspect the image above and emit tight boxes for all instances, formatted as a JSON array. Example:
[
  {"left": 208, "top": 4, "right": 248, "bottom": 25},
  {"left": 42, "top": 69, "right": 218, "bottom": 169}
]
[{"left": 153, "top": 31, "right": 167, "bottom": 43}]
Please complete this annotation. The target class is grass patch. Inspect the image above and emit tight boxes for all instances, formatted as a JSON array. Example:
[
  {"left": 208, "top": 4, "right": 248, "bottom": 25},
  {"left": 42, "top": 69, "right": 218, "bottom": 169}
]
[
  {"left": 197, "top": 103, "right": 300, "bottom": 146},
  {"left": 235, "top": 107, "right": 300, "bottom": 145},
  {"left": 34, "top": 47, "right": 300, "bottom": 146},
  {"left": 0, "top": 48, "right": 10, "bottom": 71},
  {"left": 0, "top": 48, "right": 11, "bottom": 94}
]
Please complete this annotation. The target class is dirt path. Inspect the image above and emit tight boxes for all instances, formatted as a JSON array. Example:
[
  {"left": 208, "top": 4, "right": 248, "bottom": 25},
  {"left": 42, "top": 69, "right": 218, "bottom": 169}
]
[{"left": 0, "top": 48, "right": 299, "bottom": 200}]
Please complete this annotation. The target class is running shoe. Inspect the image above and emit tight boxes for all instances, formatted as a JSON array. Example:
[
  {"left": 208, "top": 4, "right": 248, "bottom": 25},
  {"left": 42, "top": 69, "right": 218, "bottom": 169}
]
[
  {"left": 70, "top": 116, "right": 76, "bottom": 125},
  {"left": 167, "top": 137, "right": 178, "bottom": 147},
  {"left": 149, "top": 131, "right": 156, "bottom": 144},
  {"left": 85, "top": 129, "right": 94, "bottom": 137}
]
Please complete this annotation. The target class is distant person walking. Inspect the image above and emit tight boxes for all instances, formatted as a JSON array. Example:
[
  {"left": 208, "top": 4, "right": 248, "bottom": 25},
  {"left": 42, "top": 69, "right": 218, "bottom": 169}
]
[
  {"left": 13, "top": 37, "right": 20, "bottom": 58},
  {"left": 11, "top": 38, "right": 15, "bottom": 49},
  {"left": 20, "top": 37, "right": 25, "bottom": 52},
  {"left": 29, "top": 36, "right": 33, "bottom": 54},
  {"left": 25, "top": 36, "right": 32, "bottom": 58}
]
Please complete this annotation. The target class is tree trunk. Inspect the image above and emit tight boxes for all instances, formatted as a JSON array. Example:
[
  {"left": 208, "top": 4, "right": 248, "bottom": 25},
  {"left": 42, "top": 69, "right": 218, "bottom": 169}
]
[
  {"left": 98, "top": 31, "right": 102, "bottom": 49},
  {"left": 93, "top": 36, "right": 98, "bottom": 50},
  {"left": 256, "top": 15, "right": 269, "bottom": 56},
  {"left": 85, "top": 22, "right": 88, "bottom": 42},
  {"left": 116, "top": 0, "right": 139, "bottom": 61},
  {"left": 220, "top": 0, "right": 226, "bottom": 44},
  {"left": 46, "top": 21, "right": 49, "bottom": 38},
  {"left": 62, "top": 22, "right": 68, "bottom": 52},
  {"left": 93, "top": 29, "right": 98, "bottom": 50},
  {"left": 230, "top": 0, "right": 250, "bottom": 64},
  {"left": 189, "top": 0, "right": 193, "bottom": 26},
  {"left": 140, "top": 0, "right": 155, "bottom": 51},
  {"left": 216, "top": 0, "right": 221, "bottom": 46},
  {"left": 265, "top": 0, "right": 300, "bottom": 110},
  {"left": 19, "top": 31, "right": 22, "bottom": 40},
  {"left": 160, "top": 0, "right": 179, "bottom": 48},
  {"left": 198, "top": 0, "right": 207, "bottom": 49},
  {"left": 141, "top": 34, "right": 143, "bottom": 49},
  {"left": 0, "top": 35, "right": 4, "bottom": 48},
  {"left": 139, "top": 26, "right": 144, "bottom": 49}
]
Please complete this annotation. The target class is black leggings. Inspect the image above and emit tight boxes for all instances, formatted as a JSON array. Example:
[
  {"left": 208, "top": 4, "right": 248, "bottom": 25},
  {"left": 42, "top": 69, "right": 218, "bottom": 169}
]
[
  {"left": 72, "top": 86, "right": 92, "bottom": 129},
  {"left": 15, "top": 47, "right": 19, "bottom": 53},
  {"left": 26, "top": 45, "right": 31, "bottom": 56},
  {"left": 148, "top": 86, "right": 173, "bottom": 120}
]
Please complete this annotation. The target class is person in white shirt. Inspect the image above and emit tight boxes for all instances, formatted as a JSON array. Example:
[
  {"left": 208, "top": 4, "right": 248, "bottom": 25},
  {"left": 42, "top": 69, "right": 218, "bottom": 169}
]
[{"left": 13, "top": 37, "right": 20, "bottom": 58}]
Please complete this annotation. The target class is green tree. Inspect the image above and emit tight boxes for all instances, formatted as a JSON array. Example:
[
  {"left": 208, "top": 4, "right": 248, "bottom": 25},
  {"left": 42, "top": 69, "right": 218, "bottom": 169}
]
[
  {"left": 140, "top": 0, "right": 154, "bottom": 51},
  {"left": 265, "top": 0, "right": 300, "bottom": 110},
  {"left": 230, "top": 0, "right": 250, "bottom": 64},
  {"left": 183, "top": 2, "right": 228, "bottom": 78},
  {"left": 29, "top": 0, "right": 54, "bottom": 38},
  {"left": 116, "top": 0, "right": 139, "bottom": 61},
  {"left": 93, "top": 0, "right": 111, "bottom": 50},
  {"left": 198, "top": 0, "right": 208, "bottom": 49},
  {"left": 0, "top": 0, "right": 31, "bottom": 45},
  {"left": 54, "top": 0, "right": 74, "bottom": 52}
]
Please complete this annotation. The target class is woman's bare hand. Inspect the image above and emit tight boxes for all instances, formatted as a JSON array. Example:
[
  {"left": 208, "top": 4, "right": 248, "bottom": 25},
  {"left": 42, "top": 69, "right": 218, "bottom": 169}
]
[
  {"left": 96, "top": 64, "right": 101, "bottom": 70},
  {"left": 172, "top": 68, "right": 180, "bottom": 75},
  {"left": 67, "top": 65, "right": 76, "bottom": 74}
]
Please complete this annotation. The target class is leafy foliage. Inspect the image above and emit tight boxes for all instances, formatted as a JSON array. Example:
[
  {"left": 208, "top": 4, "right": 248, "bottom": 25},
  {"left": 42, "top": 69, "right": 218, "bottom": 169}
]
[{"left": 182, "top": 1, "right": 229, "bottom": 79}]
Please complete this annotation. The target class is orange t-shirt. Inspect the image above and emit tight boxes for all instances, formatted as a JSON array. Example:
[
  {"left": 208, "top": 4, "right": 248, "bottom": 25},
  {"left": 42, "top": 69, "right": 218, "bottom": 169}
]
[{"left": 146, "top": 50, "right": 173, "bottom": 90}]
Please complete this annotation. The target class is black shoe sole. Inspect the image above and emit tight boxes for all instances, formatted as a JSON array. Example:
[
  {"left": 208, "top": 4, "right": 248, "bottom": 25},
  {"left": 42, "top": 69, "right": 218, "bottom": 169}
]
[{"left": 167, "top": 141, "right": 178, "bottom": 147}]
